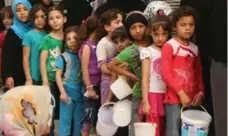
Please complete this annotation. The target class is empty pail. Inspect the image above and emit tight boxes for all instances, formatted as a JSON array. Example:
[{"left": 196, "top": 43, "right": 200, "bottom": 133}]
[
  {"left": 96, "top": 102, "right": 118, "bottom": 136},
  {"left": 113, "top": 100, "right": 132, "bottom": 127},
  {"left": 134, "top": 123, "right": 156, "bottom": 136},
  {"left": 110, "top": 77, "right": 132, "bottom": 100},
  {"left": 181, "top": 105, "right": 212, "bottom": 136}
]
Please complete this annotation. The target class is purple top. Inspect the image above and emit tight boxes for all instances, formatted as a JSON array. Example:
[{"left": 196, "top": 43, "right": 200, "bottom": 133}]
[{"left": 79, "top": 40, "right": 101, "bottom": 85}]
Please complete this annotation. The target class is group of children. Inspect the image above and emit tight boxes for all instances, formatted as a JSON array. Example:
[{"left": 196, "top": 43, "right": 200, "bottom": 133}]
[{"left": 0, "top": 0, "right": 205, "bottom": 136}]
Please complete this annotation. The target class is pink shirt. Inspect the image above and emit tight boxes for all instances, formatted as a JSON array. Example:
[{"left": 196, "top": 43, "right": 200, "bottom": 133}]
[
  {"left": 161, "top": 38, "right": 204, "bottom": 104},
  {"left": 0, "top": 31, "right": 6, "bottom": 48}
]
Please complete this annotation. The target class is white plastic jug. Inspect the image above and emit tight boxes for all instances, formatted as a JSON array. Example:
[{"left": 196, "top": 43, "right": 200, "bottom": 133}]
[
  {"left": 134, "top": 123, "right": 156, "bottom": 136},
  {"left": 96, "top": 102, "right": 118, "bottom": 136},
  {"left": 113, "top": 100, "right": 132, "bottom": 127},
  {"left": 181, "top": 105, "right": 212, "bottom": 136},
  {"left": 110, "top": 77, "right": 132, "bottom": 100}
]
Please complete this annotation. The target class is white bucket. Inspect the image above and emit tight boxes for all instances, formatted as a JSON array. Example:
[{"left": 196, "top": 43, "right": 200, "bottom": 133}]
[
  {"left": 96, "top": 102, "right": 118, "bottom": 136},
  {"left": 134, "top": 123, "right": 156, "bottom": 136},
  {"left": 181, "top": 105, "right": 212, "bottom": 136},
  {"left": 110, "top": 77, "right": 132, "bottom": 100},
  {"left": 113, "top": 100, "right": 132, "bottom": 127}
]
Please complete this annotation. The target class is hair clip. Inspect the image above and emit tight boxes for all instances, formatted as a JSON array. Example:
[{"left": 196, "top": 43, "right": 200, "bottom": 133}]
[
  {"left": 63, "top": 10, "right": 68, "bottom": 14},
  {"left": 157, "top": 10, "right": 165, "bottom": 16},
  {"left": 82, "top": 20, "right": 87, "bottom": 26}
]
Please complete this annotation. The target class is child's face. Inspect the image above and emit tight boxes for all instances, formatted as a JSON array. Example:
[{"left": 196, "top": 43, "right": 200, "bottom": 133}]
[
  {"left": 175, "top": 15, "right": 195, "bottom": 40},
  {"left": 34, "top": 10, "right": 46, "bottom": 30},
  {"left": 114, "top": 38, "right": 131, "bottom": 52},
  {"left": 151, "top": 26, "right": 168, "bottom": 47},
  {"left": 105, "top": 13, "right": 123, "bottom": 33},
  {"left": 16, "top": 4, "right": 29, "bottom": 23},
  {"left": 3, "top": 15, "right": 13, "bottom": 29},
  {"left": 130, "top": 22, "right": 146, "bottom": 41},
  {"left": 66, "top": 31, "right": 77, "bottom": 52},
  {"left": 48, "top": 10, "right": 66, "bottom": 31}
]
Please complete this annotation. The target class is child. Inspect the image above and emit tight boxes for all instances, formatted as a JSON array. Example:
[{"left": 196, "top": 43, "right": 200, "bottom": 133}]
[
  {"left": 140, "top": 14, "right": 171, "bottom": 136},
  {"left": 56, "top": 26, "right": 84, "bottom": 136},
  {"left": 161, "top": 6, "right": 204, "bottom": 136},
  {"left": 22, "top": 4, "right": 47, "bottom": 85},
  {"left": 96, "top": 8, "right": 124, "bottom": 105},
  {"left": 0, "top": 6, "right": 13, "bottom": 82},
  {"left": 108, "top": 11, "right": 149, "bottom": 136},
  {"left": 39, "top": 5, "right": 66, "bottom": 135},
  {"left": 2, "top": 0, "right": 32, "bottom": 89},
  {"left": 78, "top": 15, "right": 102, "bottom": 136}
]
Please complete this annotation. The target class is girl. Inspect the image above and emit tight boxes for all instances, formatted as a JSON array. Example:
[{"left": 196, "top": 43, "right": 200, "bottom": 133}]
[
  {"left": 56, "top": 26, "right": 84, "bottom": 136},
  {"left": 78, "top": 15, "right": 102, "bottom": 136},
  {"left": 140, "top": 14, "right": 170, "bottom": 136},
  {"left": 39, "top": 5, "right": 66, "bottom": 135},
  {"left": 161, "top": 6, "right": 204, "bottom": 136},
  {"left": 22, "top": 4, "right": 47, "bottom": 85},
  {"left": 108, "top": 11, "right": 149, "bottom": 136},
  {"left": 2, "top": 0, "right": 32, "bottom": 89},
  {"left": 96, "top": 8, "right": 124, "bottom": 105},
  {"left": 0, "top": 6, "right": 13, "bottom": 80}
]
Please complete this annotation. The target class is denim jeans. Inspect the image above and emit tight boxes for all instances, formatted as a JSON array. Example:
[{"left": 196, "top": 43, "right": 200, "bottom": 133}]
[
  {"left": 165, "top": 104, "right": 181, "bottom": 136},
  {"left": 129, "top": 96, "right": 141, "bottom": 136}
]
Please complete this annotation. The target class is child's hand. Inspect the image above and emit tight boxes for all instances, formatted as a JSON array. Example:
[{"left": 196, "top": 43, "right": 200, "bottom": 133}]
[
  {"left": 25, "top": 79, "right": 33, "bottom": 85},
  {"left": 87, "top": 89, "right": 97, "bottom": 99},
  {"left": 60, "top": 92, "right": 68, "bottom": 103},
  {"left": 192, "top": 93, "right": 203, "bottom": 106},
  {"left": 178, "top": 90, "right": 191, "bottom": 106},
  {"left": 129, "top": 74, "right": 140, "bottom": 84},
  {"left": 6, "top": 77, "right": 14, "bottom": 89},
  {"left": 143, "top": 102, "right": 151, "bottom": 115},
  {"left": 43, "top": 80, "right": 49, "bottom": 86}
]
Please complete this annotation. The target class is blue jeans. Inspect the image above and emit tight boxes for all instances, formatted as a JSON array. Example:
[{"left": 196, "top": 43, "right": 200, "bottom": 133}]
[
  {"left": 59, "top": 100, "right": 84, "bottom": 136},
  {"left": 165, "top": 104, "right": 181, "bottom": 136},
  {"left": 129, "top": 96, "right": 141, "bottom": 136}
]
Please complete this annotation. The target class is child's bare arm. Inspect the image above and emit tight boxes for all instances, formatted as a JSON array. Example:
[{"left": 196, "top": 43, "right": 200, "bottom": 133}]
[{"left": 40, "top": 51, "right": 49, "bottom": 86}]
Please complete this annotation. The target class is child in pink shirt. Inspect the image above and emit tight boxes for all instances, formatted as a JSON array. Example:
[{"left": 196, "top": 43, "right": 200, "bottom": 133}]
[
  {"left": 161, "top": 6, "right": 204, "bottom": 136},
  {"left": 0, "top": 6, "right": 13, "bottom": 73}
]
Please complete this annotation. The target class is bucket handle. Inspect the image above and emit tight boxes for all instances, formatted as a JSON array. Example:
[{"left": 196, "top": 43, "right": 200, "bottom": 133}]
[
  {"left": 181, "top": 105, "right": 208, "bottom": 114},
  {"left": 98, "top": 102, "right": 115, "bottom": 112}
]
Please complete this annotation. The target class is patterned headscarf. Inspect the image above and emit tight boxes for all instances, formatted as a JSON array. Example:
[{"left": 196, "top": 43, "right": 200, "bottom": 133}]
[{"left": 0, "top": 86, "right": 55, "bottom": 136}]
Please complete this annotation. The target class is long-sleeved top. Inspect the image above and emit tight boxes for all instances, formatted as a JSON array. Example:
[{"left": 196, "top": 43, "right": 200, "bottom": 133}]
[
  {"left": 161, "top": 38, "right": 204, "bottom": 104},
  {"left": 2, "top": 28, "right": 25, "bottom": 86}
]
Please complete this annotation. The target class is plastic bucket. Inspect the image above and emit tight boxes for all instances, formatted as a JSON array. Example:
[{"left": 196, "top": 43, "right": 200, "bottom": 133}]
[
  {"left": 113, "top": 100, "right": 132, "bottom": 126},
  {"left": 110, "top": 77, "right": 132, "bottom": 100},
  {"left": 134, "top": 123, "right": 156, "bottom": 136},
  {"left": 96, "top": 102, "right": 118, "bottom": 136},
  {"left": 181, "top": 105, "right": 212, "bottom": 136}
]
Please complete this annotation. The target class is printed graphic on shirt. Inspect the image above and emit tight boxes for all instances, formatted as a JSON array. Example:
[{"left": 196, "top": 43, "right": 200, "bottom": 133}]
[
  {"left": 49, "top": 46, "right": 61, "bottom": 71},
  {"left": 153, "top": 58, "right": 162, "bottom": 80}
]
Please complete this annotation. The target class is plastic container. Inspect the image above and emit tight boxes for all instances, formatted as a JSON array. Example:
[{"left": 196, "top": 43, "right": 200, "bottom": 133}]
[
  {"left": 110, "top": 77, "right": 132, "bottom": 100},
  {"left": 181, "top": 105, "right": 212, "bottom": 136},
  {"left": 96, "top": 102, "right": 118, "bottom": 136},
  {"left": 113, "top": 100, "right": 132, "bottom": 126},
  {"left": 134, "top": 122, "right": 156, "bottom": 136}
]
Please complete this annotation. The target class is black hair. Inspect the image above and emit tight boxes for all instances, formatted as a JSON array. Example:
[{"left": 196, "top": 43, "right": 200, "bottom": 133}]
[
  {"left": 171, "top": 6, "right": 197, "bottom": 28},
  {"left": 29, "top": 4, "right": 47, "bottom": 24},
  {"left": 0, "top": 6, "right": 13, "bottom": 20},
  {"left": 47, "top": 5, "right": 65, "bottom": 18},
  {"left": 111, "top": 26, "right": 129, "bottom": 44}
]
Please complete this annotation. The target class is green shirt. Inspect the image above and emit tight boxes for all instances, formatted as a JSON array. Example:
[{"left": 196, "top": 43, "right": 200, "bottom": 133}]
[
  {"left": 40, "top": 35, "right": 63, "bottom": 83},
  {"left": 116, "top": 43, "right": 142, "bottom": 97}
]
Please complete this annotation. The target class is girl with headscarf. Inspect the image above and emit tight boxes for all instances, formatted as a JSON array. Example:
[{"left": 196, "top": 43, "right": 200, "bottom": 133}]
[
  {"left": 2, "top": 0, "right": 33, "bottom": 89},
  {"left": 0, "top": 86, "right": 55, "bottom": 135}
]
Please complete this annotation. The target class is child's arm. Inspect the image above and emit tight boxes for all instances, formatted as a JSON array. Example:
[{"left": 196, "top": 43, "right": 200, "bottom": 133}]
[
  {"left": 161, "top": 43, "right": 191, "bottom": 106},
  {"left": 40, "top": 51, "right": 49, "bottom": 86},
  {"left": 81, "top": 44, "right": 97, "bottom": 99},
  {"left": 141, "top": 52, "right": 151, "bottom": 115},
  {"left": 100, "top": 63, "right": 112, "bottom": 75},
  {"left": 23, "top": 46, "right": 32, "bottom": 85},
  {"left": 106, "top": 72, "right": 117, "bottom": 102},
  {"left": 56, "top": 68, "right": 68, "bottom": 103},
  {"left": 108, "top": 58, "right": 139, "bottom": 83}
]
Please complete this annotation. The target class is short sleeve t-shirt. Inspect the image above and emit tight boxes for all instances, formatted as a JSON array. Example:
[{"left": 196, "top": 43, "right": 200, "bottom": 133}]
[
  {"left": 22, "top": 29, "right": 47, "bottom": 81},
  {"left": 40, "top": 34, "right": 63, "bottom": 83},
  {"left": 96, "top": 37, "right": 116, "bottom": 62},
  {"left": 140, "top": 46, "right": 166, "bottom": 93},
  {"left": 116, "top": 43, "right": 142, "bottom": 97},
  {"left": 56, "top": 51, "right": 82, "bottom": 100}
]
